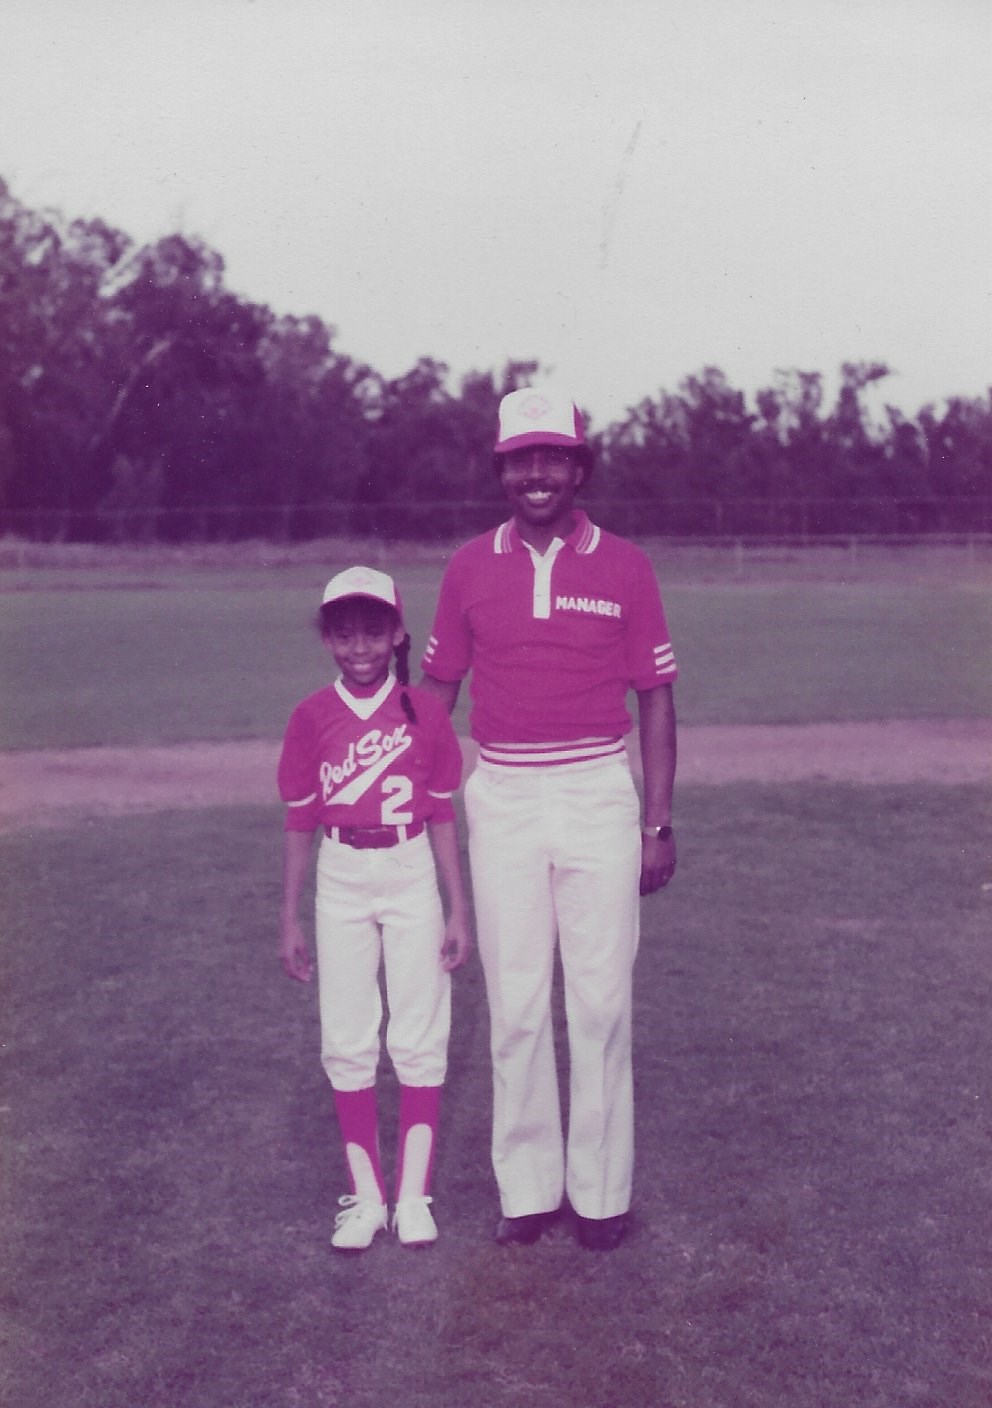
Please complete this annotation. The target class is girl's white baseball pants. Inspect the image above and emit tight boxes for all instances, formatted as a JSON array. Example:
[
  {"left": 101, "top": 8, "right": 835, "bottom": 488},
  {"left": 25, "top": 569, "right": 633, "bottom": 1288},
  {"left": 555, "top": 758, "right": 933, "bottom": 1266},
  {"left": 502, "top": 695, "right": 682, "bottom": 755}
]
[{"left": 314, "top": 831, "right": 450, "bottom": 1091}]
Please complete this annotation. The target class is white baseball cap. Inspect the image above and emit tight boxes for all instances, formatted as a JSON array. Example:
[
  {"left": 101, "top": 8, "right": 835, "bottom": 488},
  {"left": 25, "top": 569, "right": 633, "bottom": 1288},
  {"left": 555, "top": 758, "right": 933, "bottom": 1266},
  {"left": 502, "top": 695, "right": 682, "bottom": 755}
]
[
  {"left": 321, "top": 565, "right": 403, "bottom": 620},
  {"left": 494, "top": 387, "right": 586, "bottom": 453}
]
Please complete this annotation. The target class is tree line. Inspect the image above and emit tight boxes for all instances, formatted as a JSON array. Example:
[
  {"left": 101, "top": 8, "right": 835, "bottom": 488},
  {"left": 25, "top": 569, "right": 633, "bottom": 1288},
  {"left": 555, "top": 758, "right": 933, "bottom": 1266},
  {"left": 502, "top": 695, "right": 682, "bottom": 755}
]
[{"left": 2, "top": 177, "right": 989, "bottom": 541}]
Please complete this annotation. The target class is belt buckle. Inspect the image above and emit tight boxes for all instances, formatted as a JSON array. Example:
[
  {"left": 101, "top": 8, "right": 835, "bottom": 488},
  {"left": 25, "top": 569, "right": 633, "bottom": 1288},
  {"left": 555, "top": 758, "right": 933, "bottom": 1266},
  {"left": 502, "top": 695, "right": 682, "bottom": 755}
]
[{"left": 346, "top": 826, "right": 397, "bottom": 850}]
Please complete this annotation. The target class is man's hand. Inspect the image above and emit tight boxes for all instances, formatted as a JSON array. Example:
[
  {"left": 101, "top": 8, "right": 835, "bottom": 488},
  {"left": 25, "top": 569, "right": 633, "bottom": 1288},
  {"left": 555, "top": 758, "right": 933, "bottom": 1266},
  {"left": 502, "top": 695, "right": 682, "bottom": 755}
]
[
  {"left": 279, "top": 915, "right": 313, "bottom": 983},
  {"left": 418, "top": 674, "right": 461, "bottom": 714},
  {"left": 640, "top": 831, "right": 676, "bottom": 896},
  {"left": 440, "top": 912, "right": 473, "bottom": 972}
]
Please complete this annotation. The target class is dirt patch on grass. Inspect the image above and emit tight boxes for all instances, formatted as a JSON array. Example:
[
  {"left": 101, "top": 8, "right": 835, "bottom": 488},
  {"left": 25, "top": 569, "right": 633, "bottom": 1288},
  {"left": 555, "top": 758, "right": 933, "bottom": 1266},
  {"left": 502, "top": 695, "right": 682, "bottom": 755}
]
[{"left": 1, "top": 719, "right": 988, "bottom": 834}]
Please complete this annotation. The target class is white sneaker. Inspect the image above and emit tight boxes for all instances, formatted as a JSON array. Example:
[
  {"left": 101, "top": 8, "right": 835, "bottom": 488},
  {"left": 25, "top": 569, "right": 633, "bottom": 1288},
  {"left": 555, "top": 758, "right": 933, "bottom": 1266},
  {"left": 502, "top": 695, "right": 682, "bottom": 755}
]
[
  {"left": 331, "top": 1195, "right": 388, "bottom": 1252},
  {"left": 393, "top": 1195, "right": 438, "bottom": 1248}
]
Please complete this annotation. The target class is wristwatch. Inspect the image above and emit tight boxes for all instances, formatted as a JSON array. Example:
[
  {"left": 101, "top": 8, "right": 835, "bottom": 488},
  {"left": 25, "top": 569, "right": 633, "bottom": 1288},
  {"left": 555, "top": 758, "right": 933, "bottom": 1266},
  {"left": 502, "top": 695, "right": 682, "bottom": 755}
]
[{"left": 641, "top": 825, "right": 674, "bottom": 841}]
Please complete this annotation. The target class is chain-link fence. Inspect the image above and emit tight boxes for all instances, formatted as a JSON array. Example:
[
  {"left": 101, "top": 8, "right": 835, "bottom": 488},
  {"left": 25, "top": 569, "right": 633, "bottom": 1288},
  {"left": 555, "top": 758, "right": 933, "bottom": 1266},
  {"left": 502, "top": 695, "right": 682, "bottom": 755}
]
[{"left": 1, "top": 496, "right": 990, "bottom": 544}]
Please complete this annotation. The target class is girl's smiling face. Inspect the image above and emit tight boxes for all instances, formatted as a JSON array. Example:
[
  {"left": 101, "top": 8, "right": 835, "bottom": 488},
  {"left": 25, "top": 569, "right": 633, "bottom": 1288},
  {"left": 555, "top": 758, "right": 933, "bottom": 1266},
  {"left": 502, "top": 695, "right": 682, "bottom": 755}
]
[{"left": 322, "top": 601, "right": 404, "bottom": 694}]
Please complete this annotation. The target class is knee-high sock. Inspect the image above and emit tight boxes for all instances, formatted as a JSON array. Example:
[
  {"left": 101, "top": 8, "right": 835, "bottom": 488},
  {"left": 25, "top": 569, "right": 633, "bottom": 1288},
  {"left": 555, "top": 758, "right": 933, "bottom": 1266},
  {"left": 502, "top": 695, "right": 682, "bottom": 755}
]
[
  {"left": 333, "top": 1086, "right": 386, "bottom": 1203},
  {"left": 396, "top": 1084, "right": 441, "bottom": 1201}
]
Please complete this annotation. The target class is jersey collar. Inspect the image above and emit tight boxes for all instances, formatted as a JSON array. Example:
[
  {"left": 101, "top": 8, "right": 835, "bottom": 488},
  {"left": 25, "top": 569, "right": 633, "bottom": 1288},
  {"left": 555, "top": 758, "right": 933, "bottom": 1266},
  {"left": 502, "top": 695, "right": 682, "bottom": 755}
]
[
  {"left": 334, "top": 674, "right": 397, "bottom": 720},
  {"left": 494, "top": 509, "right": 600, "bottom": 556}
]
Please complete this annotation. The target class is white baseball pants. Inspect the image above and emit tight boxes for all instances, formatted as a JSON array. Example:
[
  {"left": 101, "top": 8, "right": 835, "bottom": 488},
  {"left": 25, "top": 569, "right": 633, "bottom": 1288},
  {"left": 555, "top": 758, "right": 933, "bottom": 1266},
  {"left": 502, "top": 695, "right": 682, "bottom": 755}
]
[
  {"left": 465, "top": 754, "right": 642, "bottom": 1221},
  {"left": 314, "top": 832, "right": 450, "bottom": 1091}
]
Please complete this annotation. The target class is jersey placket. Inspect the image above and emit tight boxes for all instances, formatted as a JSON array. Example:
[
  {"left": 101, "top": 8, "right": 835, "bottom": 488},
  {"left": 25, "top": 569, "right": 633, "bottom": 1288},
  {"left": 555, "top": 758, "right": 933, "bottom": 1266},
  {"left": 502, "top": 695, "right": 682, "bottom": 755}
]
[{"left": 523, "top": 538, "right": 565, "bottom": 620}]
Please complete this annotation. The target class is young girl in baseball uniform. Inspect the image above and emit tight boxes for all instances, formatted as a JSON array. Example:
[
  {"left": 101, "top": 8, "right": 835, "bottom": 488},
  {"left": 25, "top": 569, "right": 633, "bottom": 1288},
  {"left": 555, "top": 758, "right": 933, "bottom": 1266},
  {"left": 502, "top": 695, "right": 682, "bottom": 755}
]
[{"left": 278, "top": 566, "right": 471, "bottom": 1252}]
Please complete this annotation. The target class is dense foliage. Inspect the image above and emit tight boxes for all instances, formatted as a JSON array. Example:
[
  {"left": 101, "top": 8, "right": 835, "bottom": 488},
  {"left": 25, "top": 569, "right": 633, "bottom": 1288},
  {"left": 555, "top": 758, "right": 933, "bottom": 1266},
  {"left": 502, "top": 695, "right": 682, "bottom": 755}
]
[{"left": 2, "top": 178, "right": 989, "bottom": 540}]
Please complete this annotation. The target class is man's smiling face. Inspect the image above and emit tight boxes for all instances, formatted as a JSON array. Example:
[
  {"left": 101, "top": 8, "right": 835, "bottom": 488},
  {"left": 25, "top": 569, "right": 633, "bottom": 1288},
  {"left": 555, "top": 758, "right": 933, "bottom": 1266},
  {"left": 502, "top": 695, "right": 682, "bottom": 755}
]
[{"left": 499, "top": 445, "right": 584, "bottom": 533}]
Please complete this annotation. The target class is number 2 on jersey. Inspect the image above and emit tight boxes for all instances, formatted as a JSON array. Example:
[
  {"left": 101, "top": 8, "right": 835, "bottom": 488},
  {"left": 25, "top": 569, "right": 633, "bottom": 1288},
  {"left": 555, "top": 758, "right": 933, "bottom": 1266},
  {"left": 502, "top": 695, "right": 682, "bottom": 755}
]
[{"left": 381, "top": 775, "right": 414, "bottom": 824}]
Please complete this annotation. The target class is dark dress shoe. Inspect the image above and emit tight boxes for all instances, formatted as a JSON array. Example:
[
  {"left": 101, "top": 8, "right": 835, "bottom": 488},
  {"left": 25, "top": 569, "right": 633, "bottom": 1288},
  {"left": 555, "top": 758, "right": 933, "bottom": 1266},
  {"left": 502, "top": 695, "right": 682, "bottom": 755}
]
[
  {"left": 494, "top": 1210, "right": 558, "bottom": 1246},
  {"left": 575, "top": 1213, "right": 629, "bottom": 1251}
]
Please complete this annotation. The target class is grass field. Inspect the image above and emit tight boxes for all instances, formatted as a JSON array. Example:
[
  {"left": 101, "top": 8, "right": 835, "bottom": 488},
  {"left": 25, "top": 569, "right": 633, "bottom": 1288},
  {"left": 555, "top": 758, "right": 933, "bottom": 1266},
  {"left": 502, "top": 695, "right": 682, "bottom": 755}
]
[
  {"left": 1, "top": 540, "right": 990, "bottom": 1407},
  {"left": 1, "top": 787, "right": 990, "bottom": 1408},
  {"left": 1, "top": 541, "right": 989, "bottom": 750}
]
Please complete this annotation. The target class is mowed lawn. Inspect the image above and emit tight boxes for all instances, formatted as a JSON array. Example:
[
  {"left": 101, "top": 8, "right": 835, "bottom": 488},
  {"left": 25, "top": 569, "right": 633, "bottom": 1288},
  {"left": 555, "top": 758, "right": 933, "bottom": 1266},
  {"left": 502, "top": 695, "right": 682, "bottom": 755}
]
[
  {"left": 1, "top": 542, "right": 991, "bottom": 1407},
  {"left": 0, "top": 541, "right": 990, "bottom": 750},
  {"left": 1, "top": 787, "right": 990, "bottom": 1408}
]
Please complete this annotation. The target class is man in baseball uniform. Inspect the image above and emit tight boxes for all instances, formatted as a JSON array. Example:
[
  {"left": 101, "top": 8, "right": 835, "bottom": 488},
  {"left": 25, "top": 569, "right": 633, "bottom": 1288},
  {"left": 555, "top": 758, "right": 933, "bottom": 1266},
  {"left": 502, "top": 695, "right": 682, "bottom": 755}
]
[{"left": 419, "top": 388, "right": 677, "bottom": 1251}]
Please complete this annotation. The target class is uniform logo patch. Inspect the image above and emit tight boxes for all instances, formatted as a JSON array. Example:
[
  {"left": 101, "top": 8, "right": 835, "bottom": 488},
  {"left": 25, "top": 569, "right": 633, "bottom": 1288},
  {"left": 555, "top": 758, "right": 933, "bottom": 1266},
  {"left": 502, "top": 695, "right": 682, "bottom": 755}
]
[
  {"left": 555, "top": 594, "right": 622, "bottom": 619},
  {"left": 347, "top": 567, "right": 381, "bottom": 589},
  {"left": 520, "top": 393, "right": 552, "bottom": 421},
  {"left": 320, "top": 725, "right": 412, "bottom": 805}
]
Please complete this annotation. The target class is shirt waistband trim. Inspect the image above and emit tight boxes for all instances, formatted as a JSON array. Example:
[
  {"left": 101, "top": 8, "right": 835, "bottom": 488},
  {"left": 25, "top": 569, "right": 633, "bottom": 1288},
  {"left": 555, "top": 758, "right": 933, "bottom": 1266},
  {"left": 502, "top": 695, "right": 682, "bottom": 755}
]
[{"left": 478, "top": 737, "right": 625, "bottom": 768}]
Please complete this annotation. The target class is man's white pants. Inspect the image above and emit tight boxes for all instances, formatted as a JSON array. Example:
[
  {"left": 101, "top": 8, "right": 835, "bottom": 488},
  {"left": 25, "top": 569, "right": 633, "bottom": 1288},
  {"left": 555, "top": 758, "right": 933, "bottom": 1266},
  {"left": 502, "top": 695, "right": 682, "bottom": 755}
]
[
  {"left": 465, "top": 754, "right": 641, "bottom": 1221},
  {"left": 314, "top": 832, "right": 450, "bottom": 1091}
]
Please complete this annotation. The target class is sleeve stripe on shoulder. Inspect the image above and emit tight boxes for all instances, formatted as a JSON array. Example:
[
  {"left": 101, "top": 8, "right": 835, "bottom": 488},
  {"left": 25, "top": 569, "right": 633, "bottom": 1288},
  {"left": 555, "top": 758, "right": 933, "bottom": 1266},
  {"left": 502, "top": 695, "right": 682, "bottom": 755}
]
[
  {"left": 653, "top": 644, "right": 677, "bottom": 673},
  {"left": 285, "top": 792, "right": 318, "bottom": 808}
]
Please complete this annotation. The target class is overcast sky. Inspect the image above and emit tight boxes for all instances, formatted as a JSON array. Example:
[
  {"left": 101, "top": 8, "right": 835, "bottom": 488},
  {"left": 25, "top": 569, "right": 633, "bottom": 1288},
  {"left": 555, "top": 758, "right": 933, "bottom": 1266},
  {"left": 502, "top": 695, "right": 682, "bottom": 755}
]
[{"left": 2, "top": 0, "right": 989, "bottom": 428}]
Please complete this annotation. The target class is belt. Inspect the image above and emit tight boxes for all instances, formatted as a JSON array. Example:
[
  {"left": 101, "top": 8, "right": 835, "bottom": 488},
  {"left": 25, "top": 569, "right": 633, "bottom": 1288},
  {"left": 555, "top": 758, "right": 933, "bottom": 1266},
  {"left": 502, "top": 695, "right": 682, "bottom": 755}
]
[{"left": 324, "top": 820, "right": 425, "bottom": 849}]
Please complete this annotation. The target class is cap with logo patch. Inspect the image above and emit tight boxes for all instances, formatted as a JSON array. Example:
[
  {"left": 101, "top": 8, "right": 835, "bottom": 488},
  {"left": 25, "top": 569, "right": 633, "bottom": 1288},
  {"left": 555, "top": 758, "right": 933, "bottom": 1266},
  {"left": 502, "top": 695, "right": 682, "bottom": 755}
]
[
  {"left": 321, "top": 566, "right": 403, "bottom": 621},
  {"left": 494, "top": 387, "right": 585, "bottom": 454}
]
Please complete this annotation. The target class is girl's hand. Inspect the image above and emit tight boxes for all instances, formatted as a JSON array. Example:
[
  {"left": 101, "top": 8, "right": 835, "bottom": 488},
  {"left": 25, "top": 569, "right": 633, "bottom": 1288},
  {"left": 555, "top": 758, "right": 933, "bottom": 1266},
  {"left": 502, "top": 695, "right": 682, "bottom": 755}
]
[
  {"left": 440, "top": 913, "right": 472, "bottom": 972},
  {"left": 280, "top": 916, "right": 313, "bottom": 983}
]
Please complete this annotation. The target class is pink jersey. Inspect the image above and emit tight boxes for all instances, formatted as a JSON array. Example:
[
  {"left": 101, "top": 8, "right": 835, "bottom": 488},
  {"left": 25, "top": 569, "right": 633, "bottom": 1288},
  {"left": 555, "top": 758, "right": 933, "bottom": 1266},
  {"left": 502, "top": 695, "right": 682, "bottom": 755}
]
[
  {"left": 422, "top": 512, "right": 677, "bottom": 750},
  {"left": 278, "top": 677, "right": 463, "bottom": 832}
]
